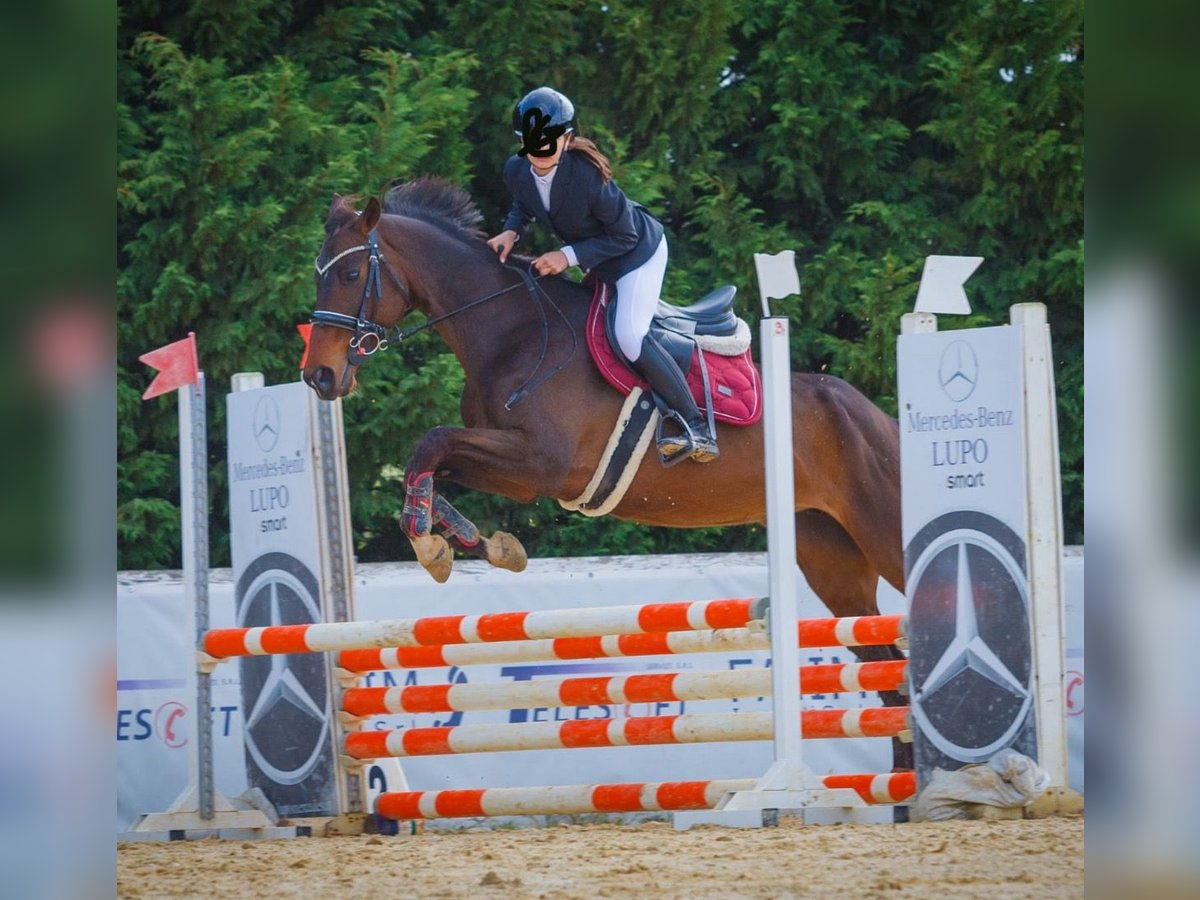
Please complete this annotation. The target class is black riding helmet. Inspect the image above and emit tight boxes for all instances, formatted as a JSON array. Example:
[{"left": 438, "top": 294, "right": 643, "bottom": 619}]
[{"left": 513, "top": 87, "right": 576, "bottom": 158}]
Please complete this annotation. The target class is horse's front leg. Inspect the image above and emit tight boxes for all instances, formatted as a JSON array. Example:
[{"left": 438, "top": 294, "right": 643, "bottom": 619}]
[
  {"left": 431, "top": 495, "right": 527, "bottom": 573},
  {"left": 398, "top": 467, "right": 456, "bottom": 582},
  {"left": 400, "top": 425, "right": 556, "bottom": 582}
]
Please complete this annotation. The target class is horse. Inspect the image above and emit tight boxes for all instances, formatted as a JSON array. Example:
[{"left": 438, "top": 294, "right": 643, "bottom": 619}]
[{"left": 304, "top": 179, "right": 910, "bottom": 770}]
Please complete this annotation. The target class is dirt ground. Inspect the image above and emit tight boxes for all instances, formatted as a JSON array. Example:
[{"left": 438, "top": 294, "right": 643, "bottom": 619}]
[{"left": 118, "top": 814, "right": 1083, "bottom": 899}]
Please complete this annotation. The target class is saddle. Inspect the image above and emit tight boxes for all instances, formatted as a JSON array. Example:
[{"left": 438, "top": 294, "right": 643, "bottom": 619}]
[{"left": 585, "top": 282, "right": 763, "bottom": 426}]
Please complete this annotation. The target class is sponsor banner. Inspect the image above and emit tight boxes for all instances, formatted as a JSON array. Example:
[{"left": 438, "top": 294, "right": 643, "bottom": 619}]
[
  {"left": 1063, "top": 550, "right": 1084, "bottom": 792},
  {"left": 116, "top": 576, "right": 247, "bottom": 831},
  {"left": 898, "top": 326, "right": 1027, "bottom": 534},
  {"left": 227, "top": 383, "right": 337, "bottom": 818},
  {"left": 898, "top": 326, "right": 1037, "bottom": 778},
  {"left": 227, "top": 382, "right": 321, "bottom": 562}
]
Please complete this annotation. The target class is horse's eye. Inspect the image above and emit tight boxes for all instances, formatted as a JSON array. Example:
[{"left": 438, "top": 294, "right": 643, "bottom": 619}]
[{"left": 340, "top": 269, "right": 360, "bottom": 284}]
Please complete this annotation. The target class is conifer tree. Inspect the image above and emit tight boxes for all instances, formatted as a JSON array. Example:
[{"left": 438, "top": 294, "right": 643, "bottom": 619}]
[{"left": 118, "top": 0, "right": 1083, "bottom": 568}]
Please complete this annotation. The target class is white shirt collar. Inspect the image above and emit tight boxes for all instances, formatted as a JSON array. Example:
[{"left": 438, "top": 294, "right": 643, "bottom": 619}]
[{"left": 530, "top": 164, "right": 557, "bottom": 210}]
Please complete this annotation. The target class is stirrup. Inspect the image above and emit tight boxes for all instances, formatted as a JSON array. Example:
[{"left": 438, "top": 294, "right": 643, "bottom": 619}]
[
  {"left": 689, "top": 437, "right": 720, "bottom": 463},
  {"left": 656, "top": 413, "right": 719, "bottom": 466},
  {"left": 656, "top": 435, "right": 693, "bottom": 468}
]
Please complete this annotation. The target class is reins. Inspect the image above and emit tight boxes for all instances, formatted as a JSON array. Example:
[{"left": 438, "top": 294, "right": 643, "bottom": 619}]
[
  {"left": 501, "top": 265, "right": 578, "bottom": 410},
  {"left": 393, "top": 265, "right": 531, "bottom": 341},
  {"left": 312, "top": 231, "right": 578, "bottom": 409}
]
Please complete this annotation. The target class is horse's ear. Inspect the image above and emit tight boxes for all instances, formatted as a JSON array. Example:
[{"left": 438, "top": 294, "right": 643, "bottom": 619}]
[
  {"left": 359, "top": 197, "right": 382, "bottom": 234},
  {"left": 327, "top": 194, "right": 356, "bottom": 230}
]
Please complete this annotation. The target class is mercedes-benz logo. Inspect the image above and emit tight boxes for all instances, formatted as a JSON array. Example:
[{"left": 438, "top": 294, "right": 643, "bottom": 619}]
[
  {"left": 937, "top": 340, "right": 979, "bottom": 403},
  {"left": 236, "top": 553, "right": 329, "bottom": 787},
  {"left": 252, "top": 395, "right": 281, "bottom": 452},
  {"left": 906, "top": 512, "right": 1035, "bottom": 769}
]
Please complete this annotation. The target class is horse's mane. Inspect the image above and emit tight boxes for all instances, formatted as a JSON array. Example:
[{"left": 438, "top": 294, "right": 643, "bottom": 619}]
[{"left": 383, "top": 177, "right": 486, "bottom": 241}]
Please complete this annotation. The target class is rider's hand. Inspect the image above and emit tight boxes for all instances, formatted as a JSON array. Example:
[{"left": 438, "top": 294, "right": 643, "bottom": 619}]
[
  {"left": 533, "top": 250, "right": 570, "bottom": 276},
  {"left": 486, "top": 230, "right": 519, "bottom": 263}
]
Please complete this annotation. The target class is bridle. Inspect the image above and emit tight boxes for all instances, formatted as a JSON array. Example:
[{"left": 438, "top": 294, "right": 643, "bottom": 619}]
[
  {"left": 312, "top": 230, "right": 411, "bottom": 366},
  {"left": 311, "top": 227, "right": 577, "bottom": 408}
]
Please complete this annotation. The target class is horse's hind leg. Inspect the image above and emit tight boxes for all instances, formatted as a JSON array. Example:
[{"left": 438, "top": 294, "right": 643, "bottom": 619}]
[{"left": 793, "top": 510, "right": 913, "bottom": 774}]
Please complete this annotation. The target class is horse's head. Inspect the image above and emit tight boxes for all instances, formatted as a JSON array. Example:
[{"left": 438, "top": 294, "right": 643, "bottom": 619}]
[{"left": 304, "top": 194, "right": 413, "bottom": 400}]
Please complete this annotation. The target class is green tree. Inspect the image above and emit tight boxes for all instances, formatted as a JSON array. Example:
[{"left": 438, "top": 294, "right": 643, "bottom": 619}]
[
  {"left": 118, "top": 8, "right": 477, "bottom": 567},
  {"left": 118, "top": 0, "right": 1084, "bottom": 570}
]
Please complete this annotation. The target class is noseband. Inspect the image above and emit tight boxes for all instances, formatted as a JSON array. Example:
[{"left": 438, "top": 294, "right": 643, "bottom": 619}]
[{"left": 312, "top": 230, "right": 410, "bottom": 368}]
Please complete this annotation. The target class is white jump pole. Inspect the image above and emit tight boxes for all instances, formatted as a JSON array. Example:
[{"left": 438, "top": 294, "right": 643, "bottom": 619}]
[
  {"left": 675, "top": 252, "right": 871, "bottom": 828},
  {"left": 1012, "top": 303, "right": 1069, "bottom": 794},
  {"left": 180, "top": 372, "right": 213, "bottom": 819},
  {"left": 753, "top": 271, "right": 806, "bottom": 791},
  {"left": 130, "top": 371, "right": 280, "bottom": 837}
]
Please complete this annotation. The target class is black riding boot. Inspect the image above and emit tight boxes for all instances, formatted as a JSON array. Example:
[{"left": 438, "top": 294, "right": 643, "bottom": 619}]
[{"left": 633, "top": 334, "right": 719, "bottom": 463}]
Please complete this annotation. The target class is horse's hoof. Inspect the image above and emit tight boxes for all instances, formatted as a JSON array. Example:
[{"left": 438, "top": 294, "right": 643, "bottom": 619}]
[
  {"left": 410, "top": 533, "right": 453, "bottom": 583},
  {"left": 485, "top": 531, "right": 527, "bottom": 573}
]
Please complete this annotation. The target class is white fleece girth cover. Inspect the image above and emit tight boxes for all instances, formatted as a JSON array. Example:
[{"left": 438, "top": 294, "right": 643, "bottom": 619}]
[{"left": 558, "top": 388, "right": 660, "bottom": 517}]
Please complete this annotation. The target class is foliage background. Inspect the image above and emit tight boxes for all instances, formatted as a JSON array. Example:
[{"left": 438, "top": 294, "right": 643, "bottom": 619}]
[{"left": 117, "top": 0, "right": 1083, "bottom": 570}]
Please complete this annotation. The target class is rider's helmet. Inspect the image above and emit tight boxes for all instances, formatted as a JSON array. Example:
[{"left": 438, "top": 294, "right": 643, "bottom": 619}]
[{"left": 513, "top": 87, "right": 576, "bottom": 157}]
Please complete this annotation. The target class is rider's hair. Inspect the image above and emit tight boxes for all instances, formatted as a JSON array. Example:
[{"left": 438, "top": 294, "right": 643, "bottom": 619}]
[{"left": 568, "top": 136, "right": 612, "bottom": 183}]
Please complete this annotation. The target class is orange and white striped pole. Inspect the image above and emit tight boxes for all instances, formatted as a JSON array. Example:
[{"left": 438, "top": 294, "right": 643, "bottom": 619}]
[
  {"left": 336, "top": 614, "right": 907, "bottom": 673},
  {"left": 344, "top": 707, "right": 910, "bottom": 758},
  {"left": 341, "top": 661, "right": 908, "bottom": 717},
  {"left": 203, "top": 597, "right": 756, "bottom": 659},
  {"left": 374, "top": 772, "right": 917, "bottom": 820}
]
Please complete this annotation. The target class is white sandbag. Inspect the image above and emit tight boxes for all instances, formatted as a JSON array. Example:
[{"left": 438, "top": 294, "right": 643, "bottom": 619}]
[{"left": 911, "top": 749, "right": 1052, "bottom": 822}]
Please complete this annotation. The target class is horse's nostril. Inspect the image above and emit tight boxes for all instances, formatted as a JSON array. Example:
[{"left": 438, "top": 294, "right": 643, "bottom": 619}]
[{"left": 309, "top": 366, "right": 335, "bottom": 397}]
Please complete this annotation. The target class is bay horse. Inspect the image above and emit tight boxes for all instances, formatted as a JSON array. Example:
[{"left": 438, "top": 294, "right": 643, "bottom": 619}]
[{"left": 304, "top": 179, "right": 909, "bottom": 768}]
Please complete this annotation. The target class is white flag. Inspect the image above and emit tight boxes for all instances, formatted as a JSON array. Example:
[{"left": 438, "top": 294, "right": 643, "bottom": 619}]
[
  {"left": 753, "top": 250, "right": 801, "bottom": 317},
  {"left": 913, "top": 255, "right": 983, "bottom": 315}
]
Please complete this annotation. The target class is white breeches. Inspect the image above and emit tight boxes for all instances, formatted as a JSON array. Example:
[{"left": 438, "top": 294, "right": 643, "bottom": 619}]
[{"left": 612, "top": 236, "right": 668, "bottom": 362}]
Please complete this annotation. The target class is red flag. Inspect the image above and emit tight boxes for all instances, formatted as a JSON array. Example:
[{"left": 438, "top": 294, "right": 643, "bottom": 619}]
[
  {"left": 297, "top": 323, "right": 313, "bottom": 370},
  {"left": 139, "top": 332, "right": 199, "bottom": 400}
]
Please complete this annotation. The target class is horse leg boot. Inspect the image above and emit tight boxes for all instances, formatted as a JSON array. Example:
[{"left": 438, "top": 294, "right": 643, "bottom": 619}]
[
  {"left": 634, "top": 333, "right": 719, "bottom": 463},
  {"left": 399, "top": 470, "right": 453, "bottom": 582},
  {"left": 432, "top": 495, "right": 527, "bottom": 573}
]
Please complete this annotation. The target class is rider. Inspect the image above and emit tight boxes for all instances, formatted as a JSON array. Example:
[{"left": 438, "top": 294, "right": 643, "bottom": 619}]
[{"left": 486, "top": 87, "right": 718, "bottom": 464}]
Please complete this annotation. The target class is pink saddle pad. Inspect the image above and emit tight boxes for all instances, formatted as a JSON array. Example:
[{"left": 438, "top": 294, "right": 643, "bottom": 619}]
[{"left": 584, "top": 283, "right": 762, "bottom": 426}]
